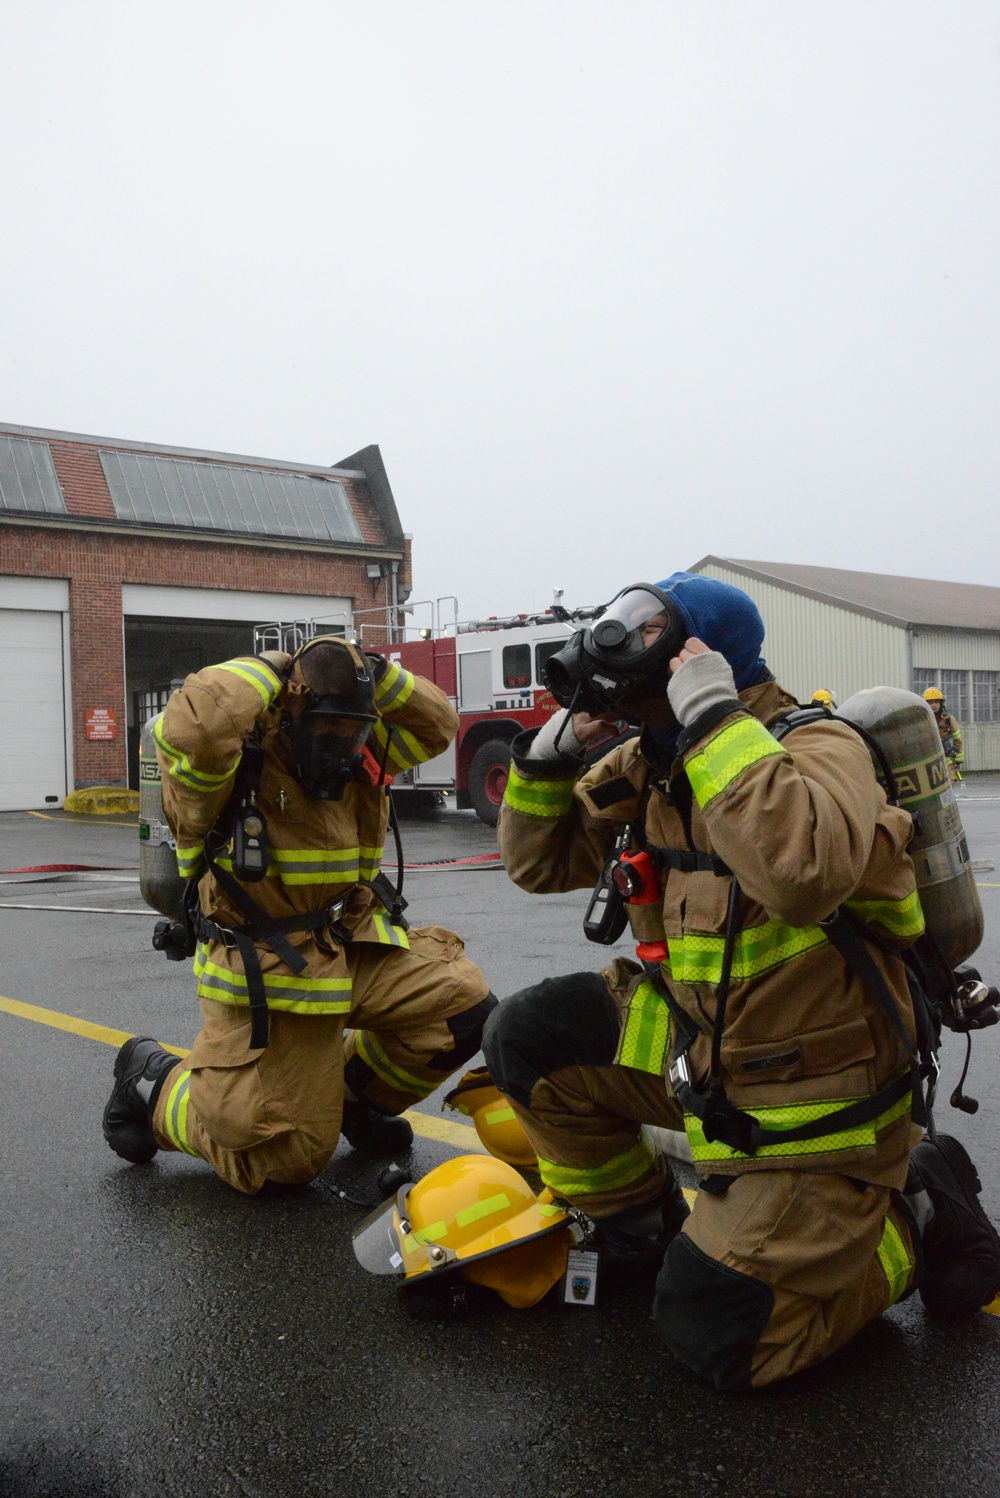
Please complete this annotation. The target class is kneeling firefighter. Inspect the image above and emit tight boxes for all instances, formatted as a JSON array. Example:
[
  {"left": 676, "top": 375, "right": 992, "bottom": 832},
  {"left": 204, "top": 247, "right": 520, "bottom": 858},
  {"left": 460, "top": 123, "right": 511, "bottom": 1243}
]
[
  {"left": 105, "top": 637, "right": 496, "bottom": 1195},
  {"left": 469, "top": 572, "right": 1000, "bottom": 1389}
]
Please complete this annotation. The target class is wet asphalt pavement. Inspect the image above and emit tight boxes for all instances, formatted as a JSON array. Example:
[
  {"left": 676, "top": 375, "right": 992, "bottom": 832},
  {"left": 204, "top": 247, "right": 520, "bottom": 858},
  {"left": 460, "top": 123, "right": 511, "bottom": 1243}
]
[{"left": 2, "top": 787, "right": 1000, "bottom": 1498}]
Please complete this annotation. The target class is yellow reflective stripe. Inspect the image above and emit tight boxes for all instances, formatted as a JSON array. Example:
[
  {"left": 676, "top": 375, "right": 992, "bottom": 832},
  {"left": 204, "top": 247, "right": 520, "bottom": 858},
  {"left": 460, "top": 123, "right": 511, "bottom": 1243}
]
[
  {"left": 537, "top": 1138, "right": 655, "bottom": 1198},
  {"left": 485, "top": 1106, "right": 517, "bottom": 1125},
  {"left": 684, "top": 1088, "right": 912, "bottom": 1163},
  {"left": 371, "top": 911, "right": 411, "bottom": 950},
  {"left": 370, "top": 719, "right": 429, "bottom": 771},
  {"left": 354, "top": 1030, "right": 435, "bottom": 1097},
  {"left": 845, "top": 891, "right": 925, "bottom": 940},
  {"left": 455, "top": 1192, "right": 512, "bottom": 1229},
  {"left": 503, "top": 764, "right": 577, "bottom": 820},
  {"left": 175, "top": 843, "right": 204, "bottom": 878},
  {"left": 877, "top": 1215, "right": 914, "bottom": 1305},
  {"left": 669, "top": 919, "right": 829, "bottom": 985},
  {"left": 269, "top": 846, "right": 362, "bottom": 885},
  {"left": 162, "top": 1069, "right": 200, "bottom": 1156},
  {"left": 215, "top": 658, "right": 284, "bottom": 708},
  {"left": 686, "top": 716, "right": 785, "bottom": 808},
  {"left": 193, "top": 945, "right": 351, "bottom": 1013},
  {"left": 375, "top": 660, "right": 416, "bottom": 710},
  {"left": 359, "top": 843, "right": 384, "bottom": 879},
  {"left": 152, "top": 715, "right": 238, "bottom": 795},
  {"left": 616, "top": 979, "right": 672, "bottom": 1075}
]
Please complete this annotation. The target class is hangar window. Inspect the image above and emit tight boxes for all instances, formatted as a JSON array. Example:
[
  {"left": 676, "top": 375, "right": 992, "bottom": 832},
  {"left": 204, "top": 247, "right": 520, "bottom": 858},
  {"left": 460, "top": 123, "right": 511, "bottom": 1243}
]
[
  {"left": 940, "top": 671, "right": 969, "bottom": 722},
  {"left": 973, "top": 672, "right": 1000, "bottom": 723},
  {"left": 912, "top": 668, "right": 938, "bottom": 698},
  {"left": 0, "top": 436, "right": 65, "bottom": 514},
  {"left": 100, "top": 451, "right": 363, "bottom": 544}
]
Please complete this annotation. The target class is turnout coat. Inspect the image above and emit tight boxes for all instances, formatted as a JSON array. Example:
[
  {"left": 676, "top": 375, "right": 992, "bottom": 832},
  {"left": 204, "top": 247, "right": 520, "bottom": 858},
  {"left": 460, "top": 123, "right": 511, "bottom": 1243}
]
[
  {"left": 499, "top": 681, "right": 925, "bottom": 1186},
  {"left": 154, "top": 653, "right": 458, "bottom": 1019}
]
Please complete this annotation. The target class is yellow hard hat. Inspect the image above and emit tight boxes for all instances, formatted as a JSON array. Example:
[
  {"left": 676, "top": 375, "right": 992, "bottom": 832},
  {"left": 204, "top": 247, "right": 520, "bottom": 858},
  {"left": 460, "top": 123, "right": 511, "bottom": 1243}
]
[
  {"left": 810, "top": 689, "right": 833, "bottom": 706},
  {"left": 923, "top": 687, "right": 944, "bottom": 702},
  {"left": 352, "top": 1155, "right": 574, "bottom": 1309},
  {"left": 443, "top": 1066, "right": 538, "bottom": 1168}
]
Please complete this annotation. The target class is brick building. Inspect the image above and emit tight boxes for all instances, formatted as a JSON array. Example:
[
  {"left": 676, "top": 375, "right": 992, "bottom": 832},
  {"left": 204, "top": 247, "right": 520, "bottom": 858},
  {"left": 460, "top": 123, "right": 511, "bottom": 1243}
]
[{"left": 0, "top": 422, "right": 412, "bottom": 809}]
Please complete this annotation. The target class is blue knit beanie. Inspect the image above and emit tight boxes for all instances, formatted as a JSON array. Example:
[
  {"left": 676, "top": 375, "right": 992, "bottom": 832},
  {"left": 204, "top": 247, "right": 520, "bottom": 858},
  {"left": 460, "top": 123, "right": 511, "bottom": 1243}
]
[{"left": 656, "top": 573, "right": 768, "bottom": 691}]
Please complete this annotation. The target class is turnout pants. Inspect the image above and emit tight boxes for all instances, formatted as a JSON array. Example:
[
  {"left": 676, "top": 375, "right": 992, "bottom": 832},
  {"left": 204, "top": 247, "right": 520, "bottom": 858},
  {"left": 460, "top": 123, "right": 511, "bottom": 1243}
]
[
  {"left": 152, "top": 925, "right": 493, "bottom": 1195},
  {"left": 482, "top": 967, "right": 919, "bottom": 1390}
]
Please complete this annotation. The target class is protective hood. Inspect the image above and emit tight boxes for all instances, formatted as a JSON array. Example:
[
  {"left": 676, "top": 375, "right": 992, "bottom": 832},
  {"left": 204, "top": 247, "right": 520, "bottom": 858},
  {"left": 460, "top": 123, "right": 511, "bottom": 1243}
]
[{"left": 654, "top": 573, "right": 768, "bottom": 691}]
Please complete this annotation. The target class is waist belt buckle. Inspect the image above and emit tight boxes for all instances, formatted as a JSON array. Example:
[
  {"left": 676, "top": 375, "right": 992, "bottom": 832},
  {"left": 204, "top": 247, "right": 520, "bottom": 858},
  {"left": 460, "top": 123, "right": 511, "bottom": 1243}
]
[{"left": 668, "top": 1054, "right": 690, "bottom": 1091}]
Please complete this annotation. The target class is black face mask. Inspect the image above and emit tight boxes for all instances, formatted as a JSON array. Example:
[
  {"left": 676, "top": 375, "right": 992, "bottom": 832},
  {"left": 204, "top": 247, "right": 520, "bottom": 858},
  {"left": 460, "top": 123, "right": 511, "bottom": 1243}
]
[
  {"left": 284, "top": 705, "right": 376, "bottom": 800},
  {"left": 282, "top": 637, "right": 377, "bottom": 800},
  {"left": 543, "top": 584, "right": 687, "bottom": 715}
]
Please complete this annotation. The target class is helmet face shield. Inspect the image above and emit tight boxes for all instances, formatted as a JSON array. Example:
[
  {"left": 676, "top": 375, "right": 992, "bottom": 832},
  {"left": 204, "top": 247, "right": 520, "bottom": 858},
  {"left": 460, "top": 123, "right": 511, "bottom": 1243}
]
[
  {"left": 351, "top": 1185, "right": 458, "bottom": 1277},
  {"left": 544, "top": 584, "right": 686, "bottom": 714}
]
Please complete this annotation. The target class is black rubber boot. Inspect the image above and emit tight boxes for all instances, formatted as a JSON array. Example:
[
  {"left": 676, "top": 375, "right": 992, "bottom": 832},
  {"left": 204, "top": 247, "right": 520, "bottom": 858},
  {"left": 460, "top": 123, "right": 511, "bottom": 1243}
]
[
  {"left": 595, "top": 1172, "right": 691, "bottom": 1284},
  {"left": 102, "top": 1037, "right": 179, "bottom": 1164},
  {"left": 341, "top": 1099, "right": 414, "bottom": 1154},
  {"left": 906, "top": 1134, "right": 1000, "bottom": 1318}
]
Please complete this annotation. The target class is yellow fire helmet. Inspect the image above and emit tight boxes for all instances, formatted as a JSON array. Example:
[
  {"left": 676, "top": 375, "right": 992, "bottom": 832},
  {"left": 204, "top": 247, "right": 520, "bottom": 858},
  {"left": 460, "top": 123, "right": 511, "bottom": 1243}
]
[
  {"left": 923, "top": 687, "right": 945, "bottom": 702},
  {"left": 443, "top": 1066, "right": 538, "bottom": 1168},
  {"left": 352, "top": 1154, "right": 574, "bottom": 1310},
  {"left": 810, "top": 688, "right": 834, "bottom": 707}
]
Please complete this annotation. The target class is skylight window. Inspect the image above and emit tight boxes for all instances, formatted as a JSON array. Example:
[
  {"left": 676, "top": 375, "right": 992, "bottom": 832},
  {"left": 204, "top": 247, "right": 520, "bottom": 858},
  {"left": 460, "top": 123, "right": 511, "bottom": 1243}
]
[{"left": 101, "top": 450, "right": 363, "bottom": 544}]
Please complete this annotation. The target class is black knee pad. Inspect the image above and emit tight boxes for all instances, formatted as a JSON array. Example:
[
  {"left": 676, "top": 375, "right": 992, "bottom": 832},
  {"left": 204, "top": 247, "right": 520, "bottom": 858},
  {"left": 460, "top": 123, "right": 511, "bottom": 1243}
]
[
  {"left": 428, "top": 992, "right": 500, "bottom": 1071},
  {"left": 344, "top": 1053, "right": 377, "bottom": 1099},
  {"left": 481, "top": 971, "right": 619, "bottom": 1109},
  {"left": 653, "top": 1232, "right": 774, "bottom": 1392}
]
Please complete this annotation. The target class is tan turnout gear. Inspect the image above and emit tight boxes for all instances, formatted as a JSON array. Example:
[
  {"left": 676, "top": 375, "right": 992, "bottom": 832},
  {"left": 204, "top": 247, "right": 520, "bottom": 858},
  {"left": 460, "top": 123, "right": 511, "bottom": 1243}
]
[
  {"left": 149, "top": 650, "right": 493, "bottom": 1193},
  {"left": 487, "top": 673, "right": 925, "bottom": 1385}
]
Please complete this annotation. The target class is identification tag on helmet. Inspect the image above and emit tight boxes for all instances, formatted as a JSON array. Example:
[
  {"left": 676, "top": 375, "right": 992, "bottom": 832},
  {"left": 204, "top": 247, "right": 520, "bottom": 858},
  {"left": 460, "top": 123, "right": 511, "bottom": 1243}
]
[{"left": 564, "top": 1248, "right": 599, "bottom": 1306}]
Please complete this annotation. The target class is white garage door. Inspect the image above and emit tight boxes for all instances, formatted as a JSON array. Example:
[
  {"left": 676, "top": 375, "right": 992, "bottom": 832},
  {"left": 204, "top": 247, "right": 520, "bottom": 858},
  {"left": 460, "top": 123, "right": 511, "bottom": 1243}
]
[{"left": 0, "top": 609, "right": 67, "bottom": 811}]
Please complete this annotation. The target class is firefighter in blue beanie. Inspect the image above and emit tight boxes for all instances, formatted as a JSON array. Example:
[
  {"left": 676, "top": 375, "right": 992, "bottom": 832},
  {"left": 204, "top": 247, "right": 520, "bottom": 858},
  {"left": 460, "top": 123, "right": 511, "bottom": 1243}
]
[{"left": 480, "top": 571, "right": 1000, "bottom": 1388}]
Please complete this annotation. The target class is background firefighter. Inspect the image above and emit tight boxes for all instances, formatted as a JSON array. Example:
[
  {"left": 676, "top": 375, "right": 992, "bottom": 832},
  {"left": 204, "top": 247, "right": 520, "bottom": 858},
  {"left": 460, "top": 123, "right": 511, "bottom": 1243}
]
[
  {"left": 103, "top": 638, "right": 495, "bottom": 1194},
  {"left": 483, "top": 572, "right": 1000, "bottom": 1389},
  {"left": 923, "top": 686, "right": 964, "bottom": 784}
]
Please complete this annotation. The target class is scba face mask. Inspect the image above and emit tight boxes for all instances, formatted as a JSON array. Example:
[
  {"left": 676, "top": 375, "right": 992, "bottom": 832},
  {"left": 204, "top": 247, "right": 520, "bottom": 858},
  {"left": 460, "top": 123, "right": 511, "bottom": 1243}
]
[
  {"left": 544, "top": 584, "right": 686, "bottom": 715},
  {"left": 283, "top": 638, "right": 377, "bottom": 800}
]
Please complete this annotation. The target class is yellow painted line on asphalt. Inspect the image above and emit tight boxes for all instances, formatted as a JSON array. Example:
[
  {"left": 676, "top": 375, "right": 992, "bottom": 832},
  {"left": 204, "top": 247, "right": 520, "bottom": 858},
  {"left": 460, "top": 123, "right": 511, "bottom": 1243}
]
[
  {"left": 25, "top": 810, "right": 139, "bottom": 827},
  {"left": 0, "top": 992, "right": 483, "bottom": 1151},
  {"left": 0, "top": 994, "right": 188, "bottom": 1058}
]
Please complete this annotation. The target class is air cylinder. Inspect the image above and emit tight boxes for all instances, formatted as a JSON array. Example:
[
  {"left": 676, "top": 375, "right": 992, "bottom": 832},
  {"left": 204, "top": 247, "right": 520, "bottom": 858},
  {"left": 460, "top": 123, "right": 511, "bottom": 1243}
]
[
  {"left": 837, "top": 687, "right": 983, "bottom": 966},
  {"left": 138, "top": 715, "right": 186, "bottom": 920}
]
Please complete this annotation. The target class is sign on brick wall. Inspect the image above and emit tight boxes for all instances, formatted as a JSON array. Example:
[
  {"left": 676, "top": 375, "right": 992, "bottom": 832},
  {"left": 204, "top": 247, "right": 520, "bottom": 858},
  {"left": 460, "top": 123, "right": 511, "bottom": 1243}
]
[{"left": 85, "top": 708, "right": 117, "bottom": 741}]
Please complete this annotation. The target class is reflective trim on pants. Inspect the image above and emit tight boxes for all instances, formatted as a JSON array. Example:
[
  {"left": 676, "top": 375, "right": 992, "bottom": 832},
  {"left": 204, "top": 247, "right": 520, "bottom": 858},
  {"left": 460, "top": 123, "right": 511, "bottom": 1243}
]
[
  {"left": 354, "top": 1028, "right": 438, "bottom": 1099},
  {"left": 162, "top": 1068, "right": 202, "bottom": 1156},
  {"left": 537, "top": 1137, "right": 656, "bottom": 1198},
  {"left": 877, "top": 1213, "right": 915, "bottom": 1304}
]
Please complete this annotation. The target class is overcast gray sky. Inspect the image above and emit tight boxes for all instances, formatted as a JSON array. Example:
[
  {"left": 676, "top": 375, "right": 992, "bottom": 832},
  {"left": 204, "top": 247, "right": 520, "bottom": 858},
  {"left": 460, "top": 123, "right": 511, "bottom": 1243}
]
[{"left": 1, "top": 2, "right": 998, "bottom": 620}]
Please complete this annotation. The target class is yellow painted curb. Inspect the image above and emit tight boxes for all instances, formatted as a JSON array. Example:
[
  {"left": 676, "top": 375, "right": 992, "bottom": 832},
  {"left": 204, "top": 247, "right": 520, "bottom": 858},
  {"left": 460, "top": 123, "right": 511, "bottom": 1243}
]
[{"left": 64, "top": 787, "right": 140, "bottom": 815}]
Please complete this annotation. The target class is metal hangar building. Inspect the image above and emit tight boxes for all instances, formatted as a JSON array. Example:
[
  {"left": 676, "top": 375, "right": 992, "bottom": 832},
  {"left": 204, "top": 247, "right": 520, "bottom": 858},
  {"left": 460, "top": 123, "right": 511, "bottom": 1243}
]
[{"left": 692, "top": 557, "right": 1000, "bottom": 771}]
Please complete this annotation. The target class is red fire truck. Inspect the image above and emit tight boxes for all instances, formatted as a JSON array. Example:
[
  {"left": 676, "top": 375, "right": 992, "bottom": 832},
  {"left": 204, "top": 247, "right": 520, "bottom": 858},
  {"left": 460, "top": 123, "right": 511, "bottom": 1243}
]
[
  {"left": 256, "top": 601, "right": 630, "bottom": 824},
  {"left": 388, "top": 608, "right": 595, "bottom": 823}
]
